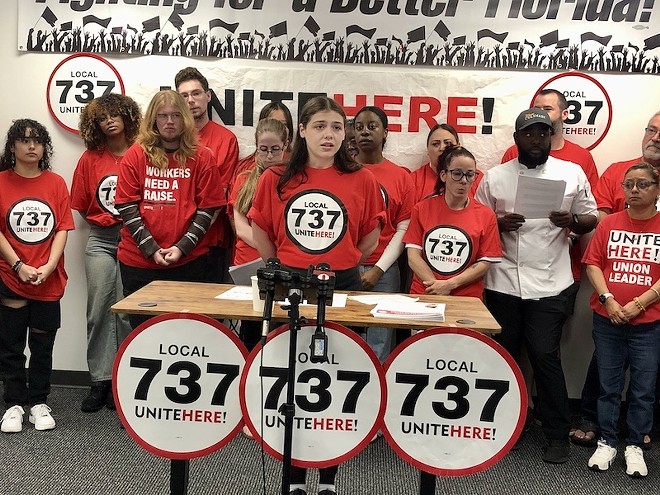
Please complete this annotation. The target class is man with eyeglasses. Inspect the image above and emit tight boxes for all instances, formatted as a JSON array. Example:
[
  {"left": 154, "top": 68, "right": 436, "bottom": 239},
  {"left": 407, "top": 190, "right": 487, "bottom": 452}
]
[
  {"left": 594, "top": 111, "right": 660, "bottom": 219},
  {"left": 175, "top": 67, "right": 239, "bottom": 284},
  {"left": 476, "top": 108, "right": 598, "bottom": 464}
]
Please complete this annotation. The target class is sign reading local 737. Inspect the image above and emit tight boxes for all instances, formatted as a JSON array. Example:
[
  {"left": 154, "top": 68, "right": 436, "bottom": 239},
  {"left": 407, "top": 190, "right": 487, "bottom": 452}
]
[
  {"left": 114, "top": 313, "right": 248, "bottom": 460},
  {"left": 241, "top": 322, "right": 386, "bottom": 467},
  {"left": 47, "top": 53, "right": 124, "bottom": 134},
  {"left": 383, "top": 328, "right": 527, "bottom": 476}
]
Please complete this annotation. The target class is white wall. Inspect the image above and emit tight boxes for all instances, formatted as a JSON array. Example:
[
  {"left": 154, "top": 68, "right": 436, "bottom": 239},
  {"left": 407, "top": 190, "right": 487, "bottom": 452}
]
[{"left": 3, "top": 4, "right": 659, "bottom": 397}]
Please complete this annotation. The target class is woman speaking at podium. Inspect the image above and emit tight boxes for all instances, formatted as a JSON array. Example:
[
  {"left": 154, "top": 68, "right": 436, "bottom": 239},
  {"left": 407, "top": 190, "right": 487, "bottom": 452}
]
[{"left": 249, "top": 96, "right": 385, "bottom": 495}]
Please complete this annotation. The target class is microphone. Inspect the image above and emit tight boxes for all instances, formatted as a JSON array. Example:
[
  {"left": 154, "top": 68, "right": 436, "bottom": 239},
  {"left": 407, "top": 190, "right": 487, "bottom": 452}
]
[{"left": 260, "top": 282, "right": 275, "bottom": 345}]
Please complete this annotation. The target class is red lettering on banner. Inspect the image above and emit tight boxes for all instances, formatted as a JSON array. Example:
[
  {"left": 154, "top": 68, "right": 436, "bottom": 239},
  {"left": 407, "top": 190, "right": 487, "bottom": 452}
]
[
  {"left": 374, "top": 95, "right": 403, "bottom": 132},
  {"left": 447, "top": 97, "right": 477, "bottom": 133},
  {"left": 333, "top": 94, "right": 368, "bottom": 118},
  {"left": 182, "top": 409, "right": 194, "bottom": 421},
  {"left": 409, "top": 96, "right": 442, "bottom": 132}
]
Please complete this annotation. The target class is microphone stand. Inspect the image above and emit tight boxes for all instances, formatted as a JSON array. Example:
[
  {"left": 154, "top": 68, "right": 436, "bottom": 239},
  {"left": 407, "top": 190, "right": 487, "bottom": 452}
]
[{"left": 280, "top": 289, "right": 303, "bottom": 495}]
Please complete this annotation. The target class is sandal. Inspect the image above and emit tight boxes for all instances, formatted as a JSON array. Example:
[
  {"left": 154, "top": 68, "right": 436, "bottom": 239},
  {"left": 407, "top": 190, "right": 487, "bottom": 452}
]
[
  {"left": 570, "top": 426, "right": 597, "bottom": 447},
  {"left": 643, "top": 434, "right": 652, "bottom": 451}
]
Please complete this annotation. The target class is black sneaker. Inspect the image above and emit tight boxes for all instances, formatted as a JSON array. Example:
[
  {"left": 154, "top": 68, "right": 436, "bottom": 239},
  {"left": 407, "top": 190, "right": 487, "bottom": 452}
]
[
  {"left": 81, "top": 381, "right": 110, "bottom": 413},
  {"left": 543, "top": 438, "right": 570, "bottom": 464},
  {"left": 106, "top": 386, "right": 116, "bottom": 410}
]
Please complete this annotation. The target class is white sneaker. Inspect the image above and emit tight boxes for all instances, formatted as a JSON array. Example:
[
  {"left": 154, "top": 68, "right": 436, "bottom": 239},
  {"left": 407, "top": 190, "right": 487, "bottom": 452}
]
[
  {"left": 29, "top": 404, "right": 56, "bottom": 431},
  {"left": 625, "top": 445, "right": 647, "bottom": 477},
  {"left": 588, "top": 441, "right": 617, "bottom": 471},
  {"left": 1, "top": 405, "right": 25, "bottom": 433}
]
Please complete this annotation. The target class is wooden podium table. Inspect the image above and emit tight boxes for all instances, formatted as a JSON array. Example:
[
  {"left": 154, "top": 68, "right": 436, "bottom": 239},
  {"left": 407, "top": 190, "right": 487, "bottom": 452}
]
[
  {"left": 111, "top": 280, "right": 501, "bottom": 495},
  {"left": 111, "top": 280, "right": 501, "bottom": 333}
]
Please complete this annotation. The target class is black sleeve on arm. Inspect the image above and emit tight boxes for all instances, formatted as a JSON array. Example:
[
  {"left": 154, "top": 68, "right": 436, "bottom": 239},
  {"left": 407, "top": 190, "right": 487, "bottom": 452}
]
[
  {"left": 116, "top": 202, "right": 160, "bottom": 259},
  {"left": 175, "top": 208, "right": 216, "bottom": 256}
]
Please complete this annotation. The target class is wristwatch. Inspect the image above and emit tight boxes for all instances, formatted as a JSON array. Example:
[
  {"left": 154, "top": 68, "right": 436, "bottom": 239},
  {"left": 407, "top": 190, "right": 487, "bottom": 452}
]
[
  {"left": 572, "top": 213, "right": 579, "bottom": 226},
  {"left": 598, "top": 292, "right": 613, "bottom": 304}
]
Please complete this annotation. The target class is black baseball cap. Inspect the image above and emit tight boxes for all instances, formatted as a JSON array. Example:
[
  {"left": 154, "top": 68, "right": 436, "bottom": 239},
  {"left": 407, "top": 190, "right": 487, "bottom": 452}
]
[{"left": 515, "top": 108, "right": 554, "bottom": 133}]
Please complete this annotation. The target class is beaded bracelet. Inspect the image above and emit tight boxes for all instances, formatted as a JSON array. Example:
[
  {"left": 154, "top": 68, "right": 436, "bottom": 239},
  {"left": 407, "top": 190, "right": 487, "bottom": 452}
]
[
  {"left": 11, "top": 259, "right": 23, "bottom": 273},
  {"left": 633, "top": 297, "right": 646, "bottom": 312}
]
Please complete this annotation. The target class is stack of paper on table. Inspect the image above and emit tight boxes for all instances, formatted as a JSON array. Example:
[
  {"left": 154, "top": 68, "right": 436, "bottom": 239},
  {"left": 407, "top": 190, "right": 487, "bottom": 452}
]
[{"left": 370, "top": 301, "right": 445, "bottom": 322}]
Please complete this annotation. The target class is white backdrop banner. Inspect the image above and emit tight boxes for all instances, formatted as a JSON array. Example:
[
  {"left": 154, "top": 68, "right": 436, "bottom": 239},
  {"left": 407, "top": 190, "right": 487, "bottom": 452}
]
[{"left": 18, "top": 0, "right": 660, "bottom": 73}]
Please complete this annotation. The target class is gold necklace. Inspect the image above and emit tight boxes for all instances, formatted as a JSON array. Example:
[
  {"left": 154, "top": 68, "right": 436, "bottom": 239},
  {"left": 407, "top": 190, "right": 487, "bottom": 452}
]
[{"left": 627, "top": 209, "right": 657, "bottom": 233}]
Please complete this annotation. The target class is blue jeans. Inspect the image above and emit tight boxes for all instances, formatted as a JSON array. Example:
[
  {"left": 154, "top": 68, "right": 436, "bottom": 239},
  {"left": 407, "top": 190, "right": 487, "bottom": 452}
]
[
  {"left": 359, "top": 263, "right": 401, "bottom": 362},
  {"left": 85, "top": 225, "right": 131, "bottom": 382},
  {"left": 593, "top": 312, "right": 660, "bottom": 447}
]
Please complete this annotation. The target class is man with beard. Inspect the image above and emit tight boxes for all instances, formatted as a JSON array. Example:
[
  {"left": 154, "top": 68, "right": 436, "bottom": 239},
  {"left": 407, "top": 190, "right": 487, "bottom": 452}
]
[
  {"left": 475, "top": 108, "right": 597, "bottom": 464},
  {"left": 501, "top": 89, "right": 600, "bottom": 447}
]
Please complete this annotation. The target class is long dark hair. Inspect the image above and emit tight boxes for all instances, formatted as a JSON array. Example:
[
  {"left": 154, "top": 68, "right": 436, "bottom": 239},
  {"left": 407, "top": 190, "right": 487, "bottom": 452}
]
[
  {"left": 0, "top": 119, "right": 53, "bottom": 172},
  {"left": 277, "top": 96, "right": 360, "bottom": 197},
  {"left": 433, "top": 145, "right": 476, "bottom": 195}
]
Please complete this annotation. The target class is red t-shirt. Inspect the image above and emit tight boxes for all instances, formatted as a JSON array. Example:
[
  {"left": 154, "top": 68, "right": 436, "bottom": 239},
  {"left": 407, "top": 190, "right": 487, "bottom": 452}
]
[
  {"left": 198, "top": 120, "right": 239, "bottom": 249},
  {"left": 403, "top": 195, "right": 502, "bottom": 299},
  {"left": 0, "top": 170, "right": 75, "bottom": 300},
  {"left": 410, "top": 162, "right": 481, "bottom": 204},
  {"left": 582, "top": 210, "right": 660, "bottom": 324},
  {"left": 501, "top": 140, "right": 600, "bottom": 282},
  {"left": 249, "top": 165, "right": 385, "bottom": 270},
  {"left": 361, "top": 159, "right": 414, "bottom": 265},
  {"left": 228, "top": 169, "right": 260, "bottom": 265},
  {"left": 115, "top": 143, "right": 225, "bottom": 269},
  {"left": 593, "top": 157, "right": 641, "bottom": 213},
  {"left": 70, "top": 149, "right": 122, "bottom": 227},
  {"left": 233, "top": 153, "right": 257, "bottom": 183}
]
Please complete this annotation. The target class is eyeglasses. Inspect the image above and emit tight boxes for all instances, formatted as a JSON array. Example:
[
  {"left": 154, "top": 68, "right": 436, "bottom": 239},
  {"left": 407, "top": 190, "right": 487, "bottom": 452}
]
[
  {"left": 257, "top": 145, "right": 283, "bottom": 155},
  {"left": 447, "top": 169, "right": 479, "bottom": 182},
  {"left": 97, "top": 114, "right": 120, "bottom": 124},
  {"left": 621, "top": 180, "right": 658, "bottom": 191},
  {"left": 156, "top": 112, "right": 183, "bottom": 123},
  {"left": 644, "top": 127, "right": 660, "bottom": 138},
  {"left": 179, "top": 90, "right": 206, "bottom": 100}
]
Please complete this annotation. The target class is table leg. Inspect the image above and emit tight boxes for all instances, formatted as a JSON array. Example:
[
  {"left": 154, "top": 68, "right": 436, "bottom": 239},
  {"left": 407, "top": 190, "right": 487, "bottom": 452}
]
[
  {"left": 419, "top": 470, "right": 436, "bottom": 494},
  {"left": 170, "top": 459, "right": 189, "bottom": 495}
]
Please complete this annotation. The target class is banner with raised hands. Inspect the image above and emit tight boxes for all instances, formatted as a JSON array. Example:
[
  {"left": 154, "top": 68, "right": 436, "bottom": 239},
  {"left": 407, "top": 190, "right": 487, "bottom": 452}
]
[{"left": 18, "top": 0, "right": 660, "bottom": 73}]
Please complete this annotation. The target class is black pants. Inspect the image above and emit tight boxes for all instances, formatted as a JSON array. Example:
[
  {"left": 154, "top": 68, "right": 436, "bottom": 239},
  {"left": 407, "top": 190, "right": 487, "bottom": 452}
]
[
  {"left": 484, "top": 288, "right": 572, "bottom": 441},
  {"left": 0, "top": 305, "right": 57, "bottom": 407},
  {"left": 119, "top": 256, "right": 207, "bottom": 330}
]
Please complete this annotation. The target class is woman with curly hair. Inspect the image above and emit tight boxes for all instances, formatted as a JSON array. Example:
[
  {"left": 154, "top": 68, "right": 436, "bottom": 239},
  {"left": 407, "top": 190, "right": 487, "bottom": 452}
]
[
  {"left": 0, "top": 119, "right": 74, "bottom": 433},
  {"left": 70, "top": 93, "right": 141, "bottom": 413}
]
